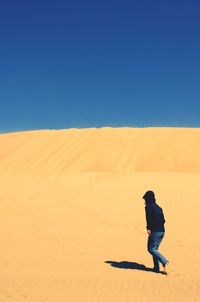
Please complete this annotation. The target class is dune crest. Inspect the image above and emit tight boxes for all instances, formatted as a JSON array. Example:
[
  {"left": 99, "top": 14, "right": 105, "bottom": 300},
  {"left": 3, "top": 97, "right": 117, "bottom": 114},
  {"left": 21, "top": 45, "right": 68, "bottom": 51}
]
[{"left": 0, "top": 127, "right": 200, "bottom": 174}]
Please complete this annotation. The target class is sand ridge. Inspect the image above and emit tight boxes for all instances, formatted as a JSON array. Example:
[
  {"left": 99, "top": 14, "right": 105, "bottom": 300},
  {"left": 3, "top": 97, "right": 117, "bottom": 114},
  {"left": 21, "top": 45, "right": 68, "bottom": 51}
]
[{"left": 0, "top": 127, "right": 200, "bottom": 174}]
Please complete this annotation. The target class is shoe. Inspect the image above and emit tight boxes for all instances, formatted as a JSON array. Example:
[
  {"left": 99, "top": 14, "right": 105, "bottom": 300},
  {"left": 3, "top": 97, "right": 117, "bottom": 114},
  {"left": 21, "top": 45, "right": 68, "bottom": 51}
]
[
  {"left": 152, "top": 267, "right": 160, "bottom": 273},
  {"left": 162, "top": 261, "right": 169, "bottom": 275}
]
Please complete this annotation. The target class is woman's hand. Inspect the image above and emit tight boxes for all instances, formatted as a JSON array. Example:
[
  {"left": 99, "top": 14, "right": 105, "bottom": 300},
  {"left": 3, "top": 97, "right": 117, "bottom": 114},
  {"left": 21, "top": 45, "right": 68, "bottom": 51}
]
[{"left": 147, "top": 229, "right": 152, "bottom": 235}]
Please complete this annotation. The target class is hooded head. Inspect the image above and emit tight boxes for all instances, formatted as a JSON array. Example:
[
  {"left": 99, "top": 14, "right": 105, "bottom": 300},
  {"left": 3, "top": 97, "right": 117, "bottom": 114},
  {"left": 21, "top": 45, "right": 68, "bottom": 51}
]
[{"left": 143, "top": 190, "right": 156, "bottom": 205}]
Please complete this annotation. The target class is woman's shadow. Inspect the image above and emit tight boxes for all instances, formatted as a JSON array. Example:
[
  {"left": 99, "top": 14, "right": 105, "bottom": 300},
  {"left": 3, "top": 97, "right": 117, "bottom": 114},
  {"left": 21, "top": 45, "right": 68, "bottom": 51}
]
[{"left": 105, "top": 260, "right": 156, "bottom": 273}]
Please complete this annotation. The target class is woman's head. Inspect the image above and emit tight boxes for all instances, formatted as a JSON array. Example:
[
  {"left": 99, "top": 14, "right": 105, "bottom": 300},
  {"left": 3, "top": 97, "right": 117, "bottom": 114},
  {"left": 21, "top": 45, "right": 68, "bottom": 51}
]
[{"left": 143, "top": 190, "right": 156, "bottom": 205}]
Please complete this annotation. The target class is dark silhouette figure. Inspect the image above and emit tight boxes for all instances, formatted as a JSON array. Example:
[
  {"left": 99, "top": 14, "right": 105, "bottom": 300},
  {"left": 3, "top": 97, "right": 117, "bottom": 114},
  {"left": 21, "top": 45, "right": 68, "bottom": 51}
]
[{"left": 143, "top": 190, "right": 169, "bottom": 274}]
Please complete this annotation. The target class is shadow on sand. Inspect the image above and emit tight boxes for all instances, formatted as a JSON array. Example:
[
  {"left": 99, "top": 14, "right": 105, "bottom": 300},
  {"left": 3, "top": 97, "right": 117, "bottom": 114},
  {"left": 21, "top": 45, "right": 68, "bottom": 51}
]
[{"left": 105, "top": 260, "right": 156, "bottom": 273}]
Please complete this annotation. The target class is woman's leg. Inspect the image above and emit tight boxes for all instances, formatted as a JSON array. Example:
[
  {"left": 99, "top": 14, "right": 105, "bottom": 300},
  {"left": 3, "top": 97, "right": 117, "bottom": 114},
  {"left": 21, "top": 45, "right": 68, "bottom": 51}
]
[
  {"left": 147, "top": 232, "right": 168, "bottom": 268},
  {"left": 152, "top": 255, "right": 160, "bottom": 271}
]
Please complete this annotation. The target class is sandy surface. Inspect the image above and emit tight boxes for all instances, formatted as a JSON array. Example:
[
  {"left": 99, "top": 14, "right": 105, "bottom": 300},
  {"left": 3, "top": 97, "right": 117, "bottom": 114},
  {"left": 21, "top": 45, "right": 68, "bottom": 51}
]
[{"left": 0, "top": 127, "right": 200, "bottom": 301}]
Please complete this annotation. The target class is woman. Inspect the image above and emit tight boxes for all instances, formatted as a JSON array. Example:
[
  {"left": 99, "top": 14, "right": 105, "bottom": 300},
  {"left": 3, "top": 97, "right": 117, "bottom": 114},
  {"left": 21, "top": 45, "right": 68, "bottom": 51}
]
[{"left": 143, "top": 191, "right": 169, "bottom": 274}]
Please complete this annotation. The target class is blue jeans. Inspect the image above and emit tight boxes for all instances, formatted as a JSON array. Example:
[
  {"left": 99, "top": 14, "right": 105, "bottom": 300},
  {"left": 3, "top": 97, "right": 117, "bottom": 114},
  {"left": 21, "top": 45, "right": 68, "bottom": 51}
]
[{"left": 147, "top": 231, "right": 168, "bottom": 271}]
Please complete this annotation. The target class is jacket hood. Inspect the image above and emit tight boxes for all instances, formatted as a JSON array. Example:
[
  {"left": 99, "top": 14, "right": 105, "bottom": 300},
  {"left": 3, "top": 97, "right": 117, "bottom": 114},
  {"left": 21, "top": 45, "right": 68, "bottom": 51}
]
[{"left": 143, "top": 190, "right": 156, "bottom": 204}]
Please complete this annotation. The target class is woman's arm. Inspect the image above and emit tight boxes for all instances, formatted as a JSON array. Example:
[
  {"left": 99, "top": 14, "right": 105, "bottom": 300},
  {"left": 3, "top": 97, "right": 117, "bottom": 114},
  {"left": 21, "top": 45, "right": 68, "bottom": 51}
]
[{"left": 145, "top": 206, "right": 153, "bottom": 233}]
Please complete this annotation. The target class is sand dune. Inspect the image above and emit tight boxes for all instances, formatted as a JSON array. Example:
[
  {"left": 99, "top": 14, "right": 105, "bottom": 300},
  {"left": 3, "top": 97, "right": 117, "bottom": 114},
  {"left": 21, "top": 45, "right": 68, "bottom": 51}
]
[
  {"left": 0, "top": 128, "right": 200, "bottom": 302},
  {"left": 0, "top": 127, "right": 200, "bottom": 174}
]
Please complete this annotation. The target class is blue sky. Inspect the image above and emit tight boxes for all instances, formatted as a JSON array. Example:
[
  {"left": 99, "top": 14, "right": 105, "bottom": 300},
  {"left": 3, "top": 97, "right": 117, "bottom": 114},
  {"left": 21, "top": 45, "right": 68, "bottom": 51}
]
[{"left": 1, "top": 0, "right": 200, "bottom": 132}]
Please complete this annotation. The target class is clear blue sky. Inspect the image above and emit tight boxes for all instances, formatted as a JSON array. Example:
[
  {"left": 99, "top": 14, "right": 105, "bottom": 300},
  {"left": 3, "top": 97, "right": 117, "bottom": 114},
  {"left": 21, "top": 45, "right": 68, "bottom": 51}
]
[{"left": 1, "top": 0, "right": 200, "bottom": 132}]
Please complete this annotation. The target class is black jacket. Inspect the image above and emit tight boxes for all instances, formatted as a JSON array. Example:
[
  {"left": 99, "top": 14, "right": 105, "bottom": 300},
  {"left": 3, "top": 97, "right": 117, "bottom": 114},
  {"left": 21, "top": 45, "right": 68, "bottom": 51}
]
[{"left": 145, "top": 202, "right": 165, "bottom": 232}]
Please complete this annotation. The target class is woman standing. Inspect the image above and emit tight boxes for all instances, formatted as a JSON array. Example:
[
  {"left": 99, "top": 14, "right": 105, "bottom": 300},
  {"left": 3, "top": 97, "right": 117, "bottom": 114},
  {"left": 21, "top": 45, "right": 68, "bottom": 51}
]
[{"left": 143, "top": 191, "right": 169, "bottom": 274}]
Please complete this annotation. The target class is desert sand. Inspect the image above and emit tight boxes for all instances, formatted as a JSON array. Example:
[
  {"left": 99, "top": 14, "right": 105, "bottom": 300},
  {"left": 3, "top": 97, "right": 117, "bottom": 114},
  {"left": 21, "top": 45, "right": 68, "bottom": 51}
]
[{"left": 0, "top": 127, "right": 200, "bottom": 301}]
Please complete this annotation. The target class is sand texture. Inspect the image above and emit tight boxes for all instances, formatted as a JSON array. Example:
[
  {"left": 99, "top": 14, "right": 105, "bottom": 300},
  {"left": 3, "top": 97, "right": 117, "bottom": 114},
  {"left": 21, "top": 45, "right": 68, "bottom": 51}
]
[{"left": 0, "top": 127, "right": 200, "bottom": 301}]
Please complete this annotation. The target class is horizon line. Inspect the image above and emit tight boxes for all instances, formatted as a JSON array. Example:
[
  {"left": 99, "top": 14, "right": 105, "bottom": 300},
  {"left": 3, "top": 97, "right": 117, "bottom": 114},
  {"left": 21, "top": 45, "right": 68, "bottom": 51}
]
[{"left": 1, "top": 124, "right": 200, "bottom": 135}]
